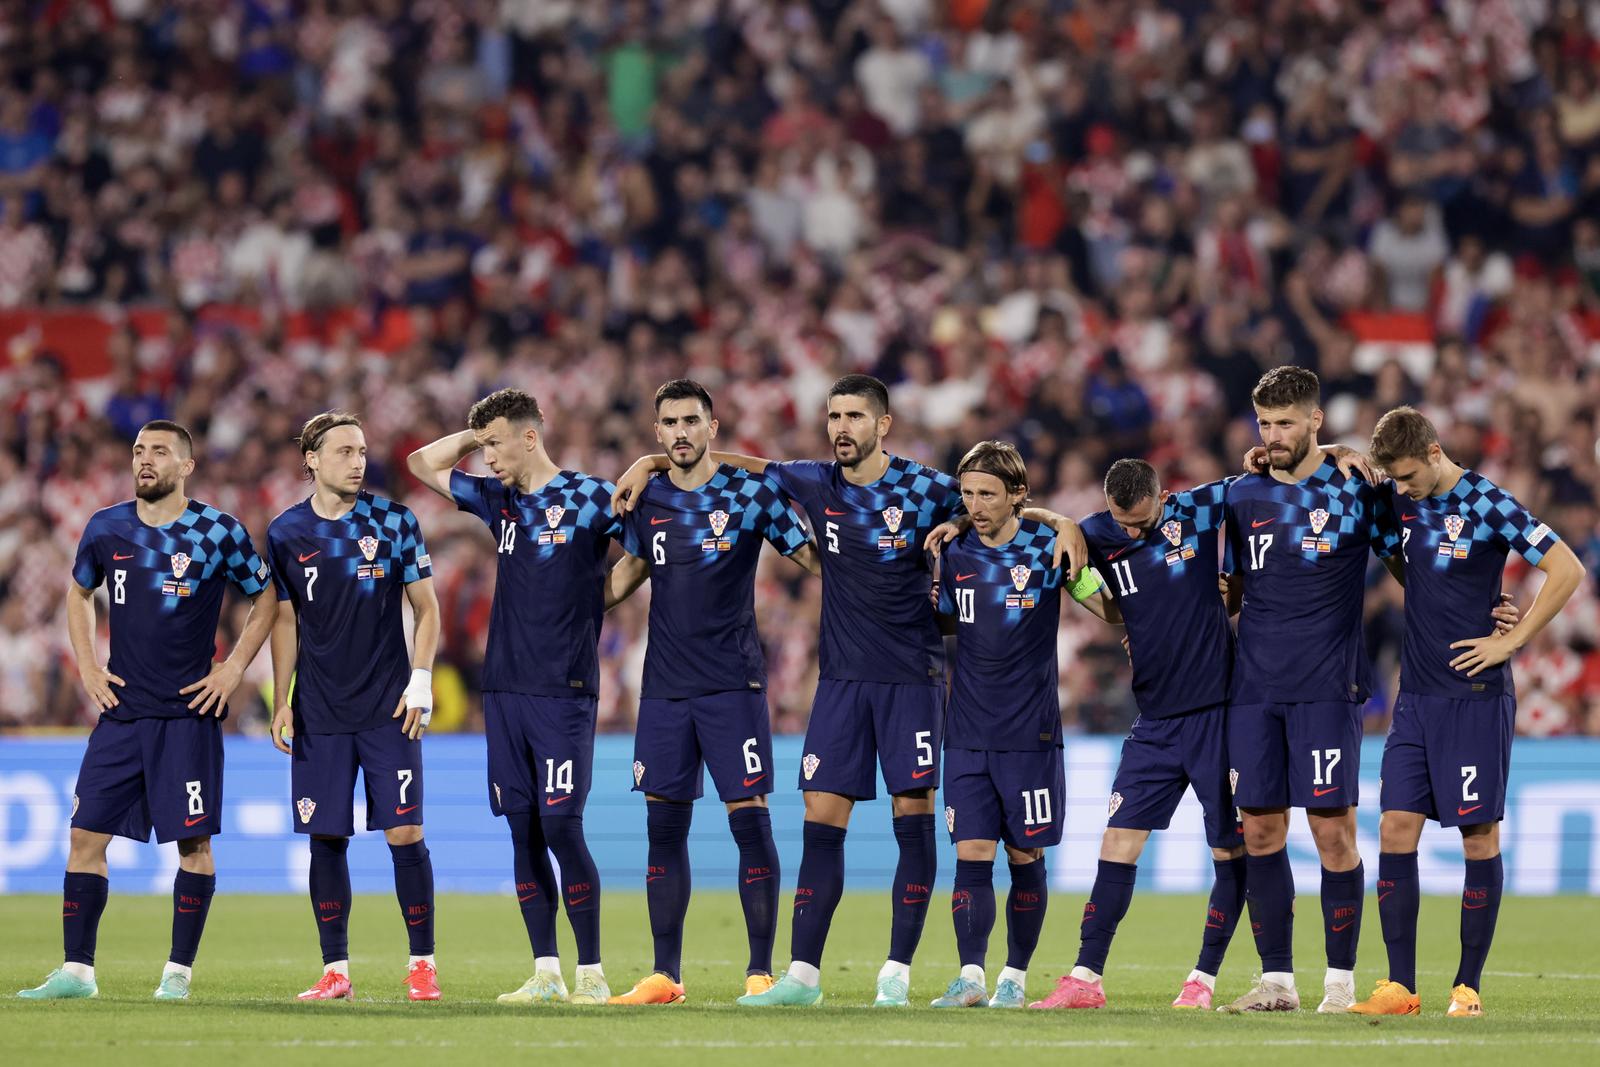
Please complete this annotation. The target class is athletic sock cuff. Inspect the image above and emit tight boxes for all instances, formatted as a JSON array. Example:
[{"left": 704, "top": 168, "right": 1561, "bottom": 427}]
[{"left": 1096, "top": 859, "right": 1139, "bottom": 885}]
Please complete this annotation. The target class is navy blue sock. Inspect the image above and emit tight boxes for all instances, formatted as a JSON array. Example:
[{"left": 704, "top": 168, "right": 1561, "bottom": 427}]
[
  {"left": 1196, "top": 855, "right": 1247, "bottom": 976},
  {"left": 1455, "top": 855, "right": 1503, "bottom": 990},
  {"left": 646, "top": 801, "right": 693, "bottom": 982},
  {"left": 170, "top": 870, "right": 216, "bottom": 967},
  {"left": 728, "top": 807, "right": 780, "bottom": 975},
  {"left": 1322, "top": 862, "right": 1364, "bottom": 971},
  {"left": 62, "top": 872, "right": 108, "bottom": 966},
  {"left": 541, "top": 814, "right": 602, "bottom": 966},
  {"left": 1004, "top": 860, "right": 1048, "bottom": 970},
  {"left": 308, "top": 837, "right": 352, "bottom": 964},
  {"left": 1246, "top": 848, "right": 1295, "bottom": 973},
  {"left": 790, "top": 821, "right": 847, "bottom": 967},
  {"left": 952, "top": 858, "right": 995, "bottom": 970},
  {"left": 508, "top": 810, "right": 559, "bottom": 958},
  {"left": 389, "top": 841, "right": 435, "bottom": 956},
  {"left": 1075, "top": 859, "right": 1137, "bottom": 974},
  {"left": 888, "top": 814, "right": 936, "bottom": 965},
  {"left": 1378, "top": 851, "right": 1420, "bottom": 990}
]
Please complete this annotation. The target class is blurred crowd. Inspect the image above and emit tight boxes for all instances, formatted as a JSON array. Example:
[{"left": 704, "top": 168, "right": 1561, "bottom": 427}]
[{"left": 2, "top": 0, "right": 1599, "bottom": 738}]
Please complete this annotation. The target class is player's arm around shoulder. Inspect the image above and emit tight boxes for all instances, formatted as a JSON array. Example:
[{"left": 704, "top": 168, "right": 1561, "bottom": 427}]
[{"left": 1020, "top": 506, "right": 1088, "bottom": 579}]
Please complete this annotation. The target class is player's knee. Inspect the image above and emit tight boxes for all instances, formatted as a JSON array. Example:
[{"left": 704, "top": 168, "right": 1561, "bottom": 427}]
[
  {"left": 1099, "top": 827, "right": 1148, "bottom": 864},
  {"left": 176, "top": 835, "right": 212, "bottom": 858},
  {"left": 67, "top": 828, "right": 110, "bottom": 864},
  {"left": 889, "top": 789, "right": 935, "bottom": 816},
  {"left": 1212, "top": 845, "right": 1246, "bottom": 862},
  {"left": 384, "top": 824, "right": 423, "bottom": 846},
  {"left": 803, "top": 791, "right": 855, "bottom": 826},
  {"left": 1460, "top": 824, "right": 1499, "bottom": 861},
  {"left": 1378, "top": 812, "right": 1424, "bottom": 853},
  {"left": 955, "top": 840, "right": 998, "bottom": 862},
  {"left": 1241, "top": 815, "right": 1287, "bottom": 854},
  {"left": 1005, "top": 845, "right": 1044, "bottom": 865}
]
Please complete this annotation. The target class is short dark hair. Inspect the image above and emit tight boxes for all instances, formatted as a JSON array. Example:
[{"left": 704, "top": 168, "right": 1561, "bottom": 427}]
[
  {"left": 827, "top": 374, "right": 890, "bottom": 416},
  {"left": 138, "top": 419, "right": 194, "bottom": 458},
  {"left": 956, "top": 440, "right": 1029, "bottom": 512},
  {"left": 654, "top": 378, "right": 714, "bottom": 415},
  {"left": 1251, "top": 365, "right": 1321, "bottom": 411},
  {"left": 1369, "top": 405, "right": 1439, "bottom": 468},
  {"left": 296, "top": 411, "right": 362, "bottom": 455},
  {"left": 467, "top": 388, "right": 544, "bottom": 431},
  {"left": 1103, "top": 458, "right": 1159, "bottom": 511}
]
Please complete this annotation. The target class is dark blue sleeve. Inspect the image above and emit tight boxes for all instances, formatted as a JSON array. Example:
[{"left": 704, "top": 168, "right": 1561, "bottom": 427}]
[
  {"left": 757, "top": 476, "right": 810, "bottom": 556},
  {"left": 449, "top": 469, "right": 495, "bottom": 525},
  {"left": 1367, "top": 482, "right": 1401, "bottom": 560},
  {"left": 266, "top": 521, "right": 294, "bottom": 602},
  {"left": 620, "top": 509, "right": 645, "bottom": 559},
  {"left": 223, "top": 519, "right": 271, "bottom": 597},
  {"left": 72, "top": 520, "right": 102, "bottom": 590},
  {"left": 399, "top": 507, "right": 432, "bottom": 583},
  {"left": 594, "top": 479, "right": 625, "bottom": 541},
  {"left": 767, "top": 460, "right": 827, "bottom": 501},
  {"left": 1482, "top": 485, "right": 1558, "bottom": 565}
]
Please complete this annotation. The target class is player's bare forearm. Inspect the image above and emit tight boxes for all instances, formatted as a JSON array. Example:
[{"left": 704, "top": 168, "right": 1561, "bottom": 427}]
[
  {"left": 406, "top": 429, "right": 480, "bottom": 500},
  {"left": 1498, "top": 542, "right": 1584, "bottom": 652},
  {"left": 1381, "top": 554, "right": 1406, "bottom": 588},
  {"left": 789, "top": 542, "right": 823, "bottom": 579},
  {"left": 604, "top": 553, "right": 651, "bottom": 609},
  {"left": 709, "top": 451, "right": 772, "bottom": 476},
  {"left": 268, "top": 604, "right": 297, "bottom": 710},
  {"left": 229, "top": 590, "right": 279, "bottom": 672},
  {"left": 611, "top": 453, "right": 672, "bottom": 513},
  {"left": 1076, "top": 586, "right": 1121, "bottom": 624},
  {"left": 405, "top": 577, "right": 441, "bottom": 670},
  {"left": 1224, "top": 573, "right": 1244, "bottom": 617},
  {"left": 67, "top": 580, "right": 123, "bottom": 710}
]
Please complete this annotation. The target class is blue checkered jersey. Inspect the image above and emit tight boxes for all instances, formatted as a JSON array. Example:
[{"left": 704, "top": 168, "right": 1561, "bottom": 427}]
[
  {"left": 1224, "top": 456, "right": 1401, "bottom": 704},
  {"left": 621, "top": 465, "right": 810, "bottom": 699},
  {"left": 1382, "top": 472, "right": 1559, "bottom": 700},
  {"left": 768, "top": 456, "right": 962, "bottom": 685},
  {"left": 267, "top": 493, "right": 432, "bottom": 733},
  {"left": 1079, "top": 478, "right": 1233, "bottom": 717},
  {"left": 451, "top": 469, "right": 621, "bottom": 697},
  {"left": 936, "top": 520, "right": 1063, "bottom": 751},
  {"left": 72, "top": 499, "right": 271, "bottom": 721}
]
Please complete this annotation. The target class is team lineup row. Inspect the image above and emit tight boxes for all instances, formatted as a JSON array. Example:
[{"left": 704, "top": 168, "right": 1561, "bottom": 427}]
[{"left": 16, "top": 367, "right": 1584, "bottom": 1018}]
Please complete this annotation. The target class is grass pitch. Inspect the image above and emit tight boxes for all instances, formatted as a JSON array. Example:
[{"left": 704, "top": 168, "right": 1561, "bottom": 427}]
[{"left": 1, "top": 891, "right": 1594, "bottom": 1066}]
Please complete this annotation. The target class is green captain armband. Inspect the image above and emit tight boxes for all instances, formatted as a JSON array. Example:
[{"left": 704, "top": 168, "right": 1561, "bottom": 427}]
[{"left": 1068, "top": 566, "right": 1104, "bottom": 602}]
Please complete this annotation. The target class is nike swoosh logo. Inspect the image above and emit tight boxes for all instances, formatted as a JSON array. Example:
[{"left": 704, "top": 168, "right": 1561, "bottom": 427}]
[
  {"left": 1377, "top": 892, "right": 1393, "bottom": 903},
  {"left": 743, "top": 774, "right": 767, "bottom": 787},
  {"left": 179, "top": 906, "right": 202, "bottom": 913},
  {"left": 1401, "top": 514, "right": 1417, "bottom": 522},
  {"left": 567, "top": 895, "right": 591, "bottom": 905},
  {"left": 901, "top": 896, "right": 928, "bottom": 905},
  {"left": 62, "top": 913, "right": 78, "bottom": 918},
  {"left": 518, "top": 893, "right": 538, "bottom": 902},
  {"left": 1251, "top": 518, "right": 1276, "bottom": 529},
  {"left": 743, "top": 876, "right": 771, "bottom": 884},
  {"left": 1024, "top": 825, "right": 1051, "bottom": 837},
  {"left": 501, "top": 509, "right": 515, "bottom": 518},
  {"left": 824, "top": 508, "right": 847, "bottom": 516},
  {"left": 1331, "top": 921, "right": 1354, "bottom": 932},
  {"left": 1463, "top": 902, "right": 1488, "bottom": 910},
  {"left": 408, "top": 918, "right": 427, "bottom": 926},
  {"left": 1457, "top": 805, "right": 1482, "bottom": 816},
  {"left": 647, "top": 876, "right": 664, "bottom": 883},
  {"left": 1014, "top": 906, "right": 1038, "bottom": 912},
  {"left": 1106, "top": 545, "right": 1133, "bottom": 560},
  {"left": 1204, "top": 922, "right": 1224, "bottom": 929},
  {"left": 395, "top": 805, "right": 418, "bottom": 815},
  {"left": 184, "top": 814, "right": 208, "bottom": 827},
  {"left": 951, "top": 903, "right": 969, "bottom": 913},
  {"left": 911, "top": 768, "right": 934, "bottom": 779},
  {"left": 545, "top": 795, "right": 573, "bottom": 806},
  {"left": 650, "top": 517, "right": 672, "bottom": 525},
  {"left": 954, "top": 572, "right": 976, "bottom": 582},
  {"left": 319, "top": 914, "right": 341, "bottom": 922},
  {"left": 1312, "top": 786, "right": 1340, "bottom": 797},
  {"left": 113, "top": 552, "right": 134, "bottom": 561},
  {"left": 298, "top": 551, "right": 321, "bottom": 562}
]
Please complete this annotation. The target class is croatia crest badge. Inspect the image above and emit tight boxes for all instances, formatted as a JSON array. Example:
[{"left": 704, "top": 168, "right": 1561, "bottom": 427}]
[
  {"left": 882, "top": 506, "right": 904, "bottom": 534},
  {"left": 1309, "top": 508, "right": 1330, "bottom": 535},
  {"left": 1443, "top": 514, "right": 1465, "bottom": 541},
  {"left": 709, "top": 510, "right": 729, "bottom": 537},
  {"left": 296, "top": 797, "right": 316, "bottom": 824},
  {"left": 545, "top": 505, "right": 566, "bottom": 529},
  {"left": 170, "top": 552, "right": 191, "bottom": 579},
  {"left": 1161, "top": 519, "right": 1183, "bottom": 547},
  {"left": 358, "top": 535, "right": 379, "bottom": 562},
  {"left": 802, "top": 753, "right": 821, "bottom": 781},
  {"left": 1010, "top": 564, "right": 1032, "bottom": 592}
]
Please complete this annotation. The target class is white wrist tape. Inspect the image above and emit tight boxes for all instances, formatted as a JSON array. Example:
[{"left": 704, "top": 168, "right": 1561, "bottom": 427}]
[{"left": 405, "top": 668, "right": 434, "bottom": 726}]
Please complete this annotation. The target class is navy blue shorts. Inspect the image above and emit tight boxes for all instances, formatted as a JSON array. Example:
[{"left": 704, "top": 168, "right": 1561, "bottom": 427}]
[
  {"left": 1380, "top": 692, "right": 1514, "bottom": 828},
  {"left": 799, "top": 679, "right": 943, "bottom": 798},
  {"left": 943, "top": 747, "right": 1065, "bottom": 849},
  {"left": 72, "top": 716, "right": 224, "bottom": 844},
  {"left": 483, "top": 692, "right": 597, "bottom": 818},
  {"left": 633, "top": 690, "right": 774, "bottom": 803},
  {"left": 1227, "top": 701, "right": 1362, "bottom": 809},
  {"left": 1108, "top": 704, "right": 1242, "bottom": 849},
  {"left": 291, "top": 722, "right": 423, "bottom": 836}
]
